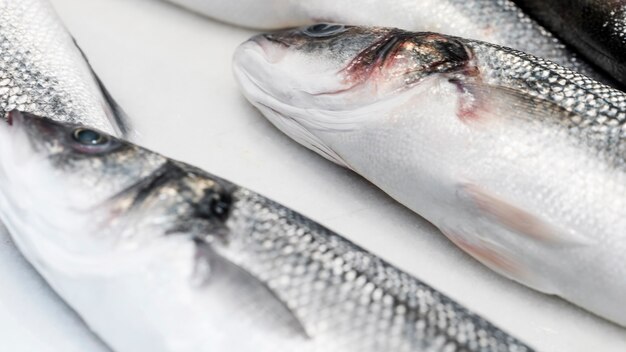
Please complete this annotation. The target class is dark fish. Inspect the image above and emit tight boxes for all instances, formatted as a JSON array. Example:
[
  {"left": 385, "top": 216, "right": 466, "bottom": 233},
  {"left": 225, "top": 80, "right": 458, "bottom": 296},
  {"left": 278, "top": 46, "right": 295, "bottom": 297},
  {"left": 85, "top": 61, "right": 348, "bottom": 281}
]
[{"left": 515, "top": 0, "right": 626, "bottom": 87}]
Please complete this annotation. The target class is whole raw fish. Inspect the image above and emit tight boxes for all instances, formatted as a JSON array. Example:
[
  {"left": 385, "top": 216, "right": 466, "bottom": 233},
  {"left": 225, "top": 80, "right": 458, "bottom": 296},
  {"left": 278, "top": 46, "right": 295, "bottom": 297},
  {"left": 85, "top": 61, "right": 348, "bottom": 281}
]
[
  {"left": 164, "top": 0, "right": 604, "bottom": 81},
  {"left": 515, "top": 0, "right": 626, "bottom": 87},
  {"left": 0, "top": 111, "right": 533, "bottom": 352},
  {"left": 232, "top": 24, "right": 626, "bottom": 326}
]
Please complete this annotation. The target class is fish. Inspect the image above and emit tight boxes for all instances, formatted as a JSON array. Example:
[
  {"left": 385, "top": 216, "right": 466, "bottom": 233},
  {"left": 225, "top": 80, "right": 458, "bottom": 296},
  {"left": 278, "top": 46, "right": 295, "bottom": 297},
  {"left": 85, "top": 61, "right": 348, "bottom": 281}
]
[
  {"left": 0, "top": 110, "right": 534, "bottom": 352},
  {"left": 232, "top": 24, "right": 626, "bottom": 327},
  {"left": 164, "top": 0, "right": 605, "bottom": 82},
  {"left": 514, "top": 0, "right": 626, "bottom": 87},
  {"left": 0, "top": 0, "right": 129, "bottom": 350}
]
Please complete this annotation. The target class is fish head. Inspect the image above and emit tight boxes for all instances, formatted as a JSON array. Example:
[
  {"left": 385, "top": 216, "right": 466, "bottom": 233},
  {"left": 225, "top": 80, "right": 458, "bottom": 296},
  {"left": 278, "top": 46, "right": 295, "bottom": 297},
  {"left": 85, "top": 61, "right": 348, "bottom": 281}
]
[
  {"left": 0, "top": 112, "right": 314, "bottom": 342},
  {"left": 0, "top": 111, "right": 166, "bottom": 246},
  {"left": 0, "top": 110, "right": 165, "bottom": 205},
  {"left": 234, "top": 24, "right": 474, "bottom": 108},
  {"left": 233, "top": 24, "right": 475, "bottom": 165}
]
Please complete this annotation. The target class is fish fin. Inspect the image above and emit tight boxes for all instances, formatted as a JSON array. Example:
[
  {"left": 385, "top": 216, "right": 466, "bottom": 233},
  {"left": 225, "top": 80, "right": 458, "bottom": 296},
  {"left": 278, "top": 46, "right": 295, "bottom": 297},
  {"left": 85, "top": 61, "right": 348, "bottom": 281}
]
[
  {"left": 256, "top": 103, "right": 352, "bottom": 169},
  {"left": 440, "top": 226, "right": 558, "bottom": 294},
  {"left": 72, "top": 38, "right": 133, "bottom": 138},
  {"left": 204, "top": 244, "right": 312, "bottom": 339},
  {"left": 454, "top": 79, "right": 573, "bottom": 126},
  {"left": 440, "top": 226, "right": 525, "bottom": 281},
  {"left": 460, "top": 183, "right": 590, "bottom": 246}
]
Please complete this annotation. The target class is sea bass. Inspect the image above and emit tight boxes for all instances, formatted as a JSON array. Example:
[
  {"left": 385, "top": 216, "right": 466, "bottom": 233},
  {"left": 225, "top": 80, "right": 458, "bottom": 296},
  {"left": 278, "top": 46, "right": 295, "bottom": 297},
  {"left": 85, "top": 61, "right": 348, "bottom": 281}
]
[
  {"left": 232, "top": 25, "right": 626, "bottom": 326},
  {"left": 0, "top": 111, "right": 533, "bottom": 352},
  {"left": 164, "top": 0, "right": 603, "bottom": 81},
  {"left": 514, "top": 0, "right": 626, "bottom": 87}
]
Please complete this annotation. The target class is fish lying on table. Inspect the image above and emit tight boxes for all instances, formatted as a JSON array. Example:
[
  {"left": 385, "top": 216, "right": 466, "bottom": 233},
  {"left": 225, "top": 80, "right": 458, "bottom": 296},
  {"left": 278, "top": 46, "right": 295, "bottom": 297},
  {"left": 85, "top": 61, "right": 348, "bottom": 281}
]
[
  {"left": 514, "top": 0, "right": 626, "bottom": 88},
  {"left": 0, "top": 111, "right": 534, "bottom": 352},
  {"left": 0, "top": 0, "right": 129, "bottom": 350},
  {"left": 164, "top": 0, "right": 605, "bottom": 82},
  {"left": 232, "top": 24, "right": 626, "bottom": 327}
]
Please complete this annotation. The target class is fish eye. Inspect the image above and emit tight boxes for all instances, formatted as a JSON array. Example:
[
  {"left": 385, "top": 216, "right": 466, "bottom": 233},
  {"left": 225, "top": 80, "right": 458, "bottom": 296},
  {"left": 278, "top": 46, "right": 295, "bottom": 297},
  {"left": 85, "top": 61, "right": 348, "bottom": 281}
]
[
  {"left": 72, "top": 128, "right": 108, "bottom": 146},
  {"left": 302, "top": 24, "right": 346, "bottom": 38}
]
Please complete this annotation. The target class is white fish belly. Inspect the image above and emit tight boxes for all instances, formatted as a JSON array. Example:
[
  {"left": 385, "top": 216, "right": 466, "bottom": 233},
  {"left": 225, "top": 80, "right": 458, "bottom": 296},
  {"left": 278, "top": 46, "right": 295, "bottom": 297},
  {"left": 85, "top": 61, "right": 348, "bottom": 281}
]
[{"left": 317, "top": 79, "right": 626, "bottom": 325}]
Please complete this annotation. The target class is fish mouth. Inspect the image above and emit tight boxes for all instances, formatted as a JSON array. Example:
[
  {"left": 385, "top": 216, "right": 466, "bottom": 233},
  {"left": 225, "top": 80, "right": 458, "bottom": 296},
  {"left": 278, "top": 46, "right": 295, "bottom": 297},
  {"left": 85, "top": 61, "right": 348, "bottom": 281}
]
[
  {"left": 232, "top": 47, "right": 352, "bottom": 168},
  {"left": 232, "top": 48, "right": 291, "bottom": 113},
  {"left": 257, "top": 33, "right": 290, "bottom": 49},
  {"left": 233, "top": 38, "right": 381, "bottom": 111},
  {"left": 233, "top": 40, "right": 332, "bottom": 110},
  {"left": 247, "top": 35, "right": 289, "bottom": 64}
]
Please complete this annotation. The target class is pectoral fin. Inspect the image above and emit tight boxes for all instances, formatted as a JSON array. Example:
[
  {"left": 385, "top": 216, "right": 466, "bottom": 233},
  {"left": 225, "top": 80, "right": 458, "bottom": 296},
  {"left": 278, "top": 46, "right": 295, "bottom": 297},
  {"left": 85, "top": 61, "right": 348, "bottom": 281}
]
[
  {"left": 204, "top": 243, "right": 312, "bottom": 339},
  {"left": 440, "top": 226, "right": 559, "bottom": 295},
  {"left": 440, "top": 226, "right": 524, "bottom": 281},
  {"left": 461, "top": 184, "right": 589, "bottom": 246}
]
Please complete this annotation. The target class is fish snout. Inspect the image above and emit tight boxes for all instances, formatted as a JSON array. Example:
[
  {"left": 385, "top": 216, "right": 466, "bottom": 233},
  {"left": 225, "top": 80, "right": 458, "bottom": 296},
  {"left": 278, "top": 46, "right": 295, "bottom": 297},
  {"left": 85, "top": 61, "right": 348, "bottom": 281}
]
[{"left": 246, "top": 34, "right": 288, "bottom": 64}]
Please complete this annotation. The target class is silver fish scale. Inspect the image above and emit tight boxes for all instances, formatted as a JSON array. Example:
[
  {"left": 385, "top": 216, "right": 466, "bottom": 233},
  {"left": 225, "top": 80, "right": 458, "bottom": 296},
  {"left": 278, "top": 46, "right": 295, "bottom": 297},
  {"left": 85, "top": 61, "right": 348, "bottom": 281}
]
[
  {"left": 0, "top": 0, "right": 120, "bottom": 135},
  {"left": 447, "top": 0, "right": 600, "bottom": 80},
  {"left": 223, "top": 188, "right": 533, "bottom": 352},
  {"left": 465, "top": 40, "right": 626, "bottom": 168}
]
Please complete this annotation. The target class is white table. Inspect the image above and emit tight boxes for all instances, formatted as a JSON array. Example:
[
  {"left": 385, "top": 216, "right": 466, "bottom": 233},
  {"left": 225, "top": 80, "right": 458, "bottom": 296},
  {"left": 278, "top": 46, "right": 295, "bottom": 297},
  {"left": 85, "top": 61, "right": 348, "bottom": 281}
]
[{"left": 1, "top": 0, "right": 624, "bottom": 350}]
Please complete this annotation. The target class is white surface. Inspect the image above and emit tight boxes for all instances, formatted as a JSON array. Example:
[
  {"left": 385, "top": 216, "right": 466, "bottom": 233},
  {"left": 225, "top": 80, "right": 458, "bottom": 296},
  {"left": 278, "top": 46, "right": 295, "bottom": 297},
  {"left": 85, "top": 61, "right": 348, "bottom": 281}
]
[{"left": 1, "top": 0, "right": 624, "bottom": 351}]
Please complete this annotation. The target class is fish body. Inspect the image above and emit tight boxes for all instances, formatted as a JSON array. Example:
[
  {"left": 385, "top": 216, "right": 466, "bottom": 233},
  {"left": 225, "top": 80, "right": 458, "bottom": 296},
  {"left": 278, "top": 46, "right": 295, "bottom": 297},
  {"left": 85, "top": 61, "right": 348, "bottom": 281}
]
[
  {"left": 232, "top": 25, "right": 626, "bottom": 326},
  {"left": 0, "top": 0, "right": 127, "bottom": 135},
  {"left": 515, "top": 0, "right": 626, "bottom": 88},
  {"left": 0, "top": 111, "right": 533, "bottom": 352},
  {"left": 165, "top": 0, "right": 603, "bottom": 81}
]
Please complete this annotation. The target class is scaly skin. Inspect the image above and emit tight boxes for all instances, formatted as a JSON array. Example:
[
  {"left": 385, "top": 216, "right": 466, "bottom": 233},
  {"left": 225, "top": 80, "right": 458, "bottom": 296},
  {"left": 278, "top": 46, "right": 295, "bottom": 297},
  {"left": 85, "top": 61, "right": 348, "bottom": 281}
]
[{"left": 0, "top": 112, "right": 533, "bottom": 352}]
